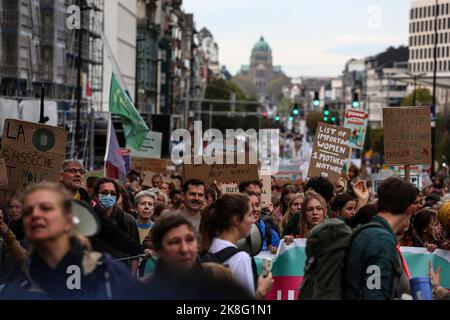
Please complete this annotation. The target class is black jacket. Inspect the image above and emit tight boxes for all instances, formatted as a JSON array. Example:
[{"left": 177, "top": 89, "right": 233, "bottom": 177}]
[{"left": 90, "top": 205, "right": 144, "bottom": 257}]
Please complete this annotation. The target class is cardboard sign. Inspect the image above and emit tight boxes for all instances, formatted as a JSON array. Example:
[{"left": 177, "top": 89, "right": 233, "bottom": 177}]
[
  {"left": 141, "top": 171, "right": 158, "bottom": 187},
  {"left": 0, "top": 119, "right": 67, "bottom": 194},
  {"left": 127, "top": 131, "right": 162, "bottom": 159},
  {"left": 131, "top": 157, "right": 171, "bottom": 174},
  {"left": 273, "top": 159, "right": 303, "bottom": 181},
  {"left": 343, "top": 109, "right": 368, "bottom": 150},
  {"left": 307, "top": 123, "right": 351, "bottom": 184},
  {"left": 183, "top": 153, "right": 259, "bottom": 186},
  {"left": 383, "top": 107, "right": 431, "bottom": 165},
  {"left": 85, "top": 170, "right": 105, "bottom": 179},
  {"left": 0, "top": 158, "right": 7, "bottom": 186}
]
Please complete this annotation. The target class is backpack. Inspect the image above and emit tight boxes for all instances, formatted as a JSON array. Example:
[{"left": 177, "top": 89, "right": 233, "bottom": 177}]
[
  {"left": 297, "top": 218, "right": 391, "bottom": 300},
  {"left": 200, "top": 247, "right": 258, "bottom": 290}
]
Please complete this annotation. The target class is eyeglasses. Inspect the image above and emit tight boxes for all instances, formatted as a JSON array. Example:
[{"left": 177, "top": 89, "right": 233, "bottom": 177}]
[
  {"left": 64, "top": 168, "right": 85, "bottom": 175},
  {"left": 99, "top": 191, "right": 117, "bottom": 197}
]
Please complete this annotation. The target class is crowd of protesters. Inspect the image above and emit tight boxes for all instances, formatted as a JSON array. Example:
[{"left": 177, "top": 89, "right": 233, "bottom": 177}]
[{"left": 0, "top": 157, "right": 449, "bottom": 300}]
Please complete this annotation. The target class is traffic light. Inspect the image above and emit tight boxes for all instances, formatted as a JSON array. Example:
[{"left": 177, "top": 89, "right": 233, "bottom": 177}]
[
  {"left": 289, "top": 115, "right": 294, "bottom": 121},
  {"left": 313, "top": 91, "right": 320, "bottom": 107},
  {"left": 331, "top": 115, "right": 336, "bottom": 123},
  {"left": 262, "top": 111, "right": 268, "bottom": 118},
  {"left": 274, "top": 115, "right": 280, "bottom": 121},
  {"left": 292, "top": 104, "right": 300, "bottom": 116},
  {"left": 352, "top": 93, "right": 359, "bottom": 108},
  {"left": 323, "top": 104, "right": 330, "bottom": 122}
]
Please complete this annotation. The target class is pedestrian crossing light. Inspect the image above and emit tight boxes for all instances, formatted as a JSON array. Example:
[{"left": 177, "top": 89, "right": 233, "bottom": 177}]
[
  {"left": 313, "top": 91, "right": 320, "bottom": 107},
  {"left": 352, "top": 93, "right": 360, "bottom": 108}
]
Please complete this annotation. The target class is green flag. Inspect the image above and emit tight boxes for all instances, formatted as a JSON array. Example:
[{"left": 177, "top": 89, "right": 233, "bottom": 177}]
[{"left": 109, "top": 73, "right": 149, "bottom": 150}]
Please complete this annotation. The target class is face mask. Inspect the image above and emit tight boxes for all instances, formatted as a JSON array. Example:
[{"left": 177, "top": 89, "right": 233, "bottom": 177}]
[{"left": 99, "top": 194, "right": 116, "bottom": 209}]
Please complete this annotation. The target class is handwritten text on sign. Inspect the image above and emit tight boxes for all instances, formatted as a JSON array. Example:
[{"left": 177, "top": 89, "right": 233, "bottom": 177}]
[
  {"left": 307, "top": 123, "right": 351, "bottom": 184},
  {"left": 383, "top": 107, "right": 431, "bottom": 165},
  {"left": 183, "top": 154, "right": 259, "bottom": 186},
  {"left": 0, "top": 119, "right": 67, "bottom": 204}
]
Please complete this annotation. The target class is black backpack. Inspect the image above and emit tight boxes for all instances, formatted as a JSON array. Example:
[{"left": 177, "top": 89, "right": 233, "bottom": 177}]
[{"left": 200, "top": 247, "right": 258, "bottom": 289}]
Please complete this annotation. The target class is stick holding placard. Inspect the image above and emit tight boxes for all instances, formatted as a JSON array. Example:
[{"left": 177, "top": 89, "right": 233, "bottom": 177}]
[
  {"left": 404, "top": 165, "right": 411, "bottom": 183},
  {"left": 346, "top": 147, "right": 353, "bottom": 175}
]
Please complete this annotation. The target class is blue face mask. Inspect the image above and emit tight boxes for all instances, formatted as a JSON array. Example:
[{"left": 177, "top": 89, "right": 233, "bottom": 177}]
[{"left": 99, "top": 194, "right": 116, "bottom": 209}]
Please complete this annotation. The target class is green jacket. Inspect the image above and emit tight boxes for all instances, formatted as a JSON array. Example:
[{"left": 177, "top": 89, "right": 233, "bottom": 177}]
[{"left": 344, "top": 215, "right": 403, "bottom": 300}]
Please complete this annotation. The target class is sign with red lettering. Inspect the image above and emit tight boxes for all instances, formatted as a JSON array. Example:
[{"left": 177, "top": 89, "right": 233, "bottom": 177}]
[
  {"left": 343, "top": 109, "right": 368, "bottom": 150},
  {"left": 0, "top": 119, "right": 67, "bottom": 202},
  {"left": 383, "top": 107, "right": 431, "bottom": 165},
  {"left": 307, "top": 123, "right": 351, "bottom": 184}
]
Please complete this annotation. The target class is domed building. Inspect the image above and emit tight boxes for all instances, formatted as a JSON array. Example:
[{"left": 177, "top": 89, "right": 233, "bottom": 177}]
[{"left": 234, "top": 36, "right": 285, "bottom": 98}]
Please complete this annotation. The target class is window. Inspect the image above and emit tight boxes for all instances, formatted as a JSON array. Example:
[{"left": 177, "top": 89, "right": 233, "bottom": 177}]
[
  {"left": 427, "top": 34, "right": 430, "bottom": 45},
  {"left": 440, "top": 33, "right": 443, "bottom": 44},
  {"left": 447, "top": 46, "right": 449, "bottom": 57},
  {"left": 446, "top": 33, "right": 448, "bottom": 44},
  {"left": 447, "top": 3, "right": 449, "bottom": 15},
  {"left": 444, "top": 61, "right": 447, "bottom": 71},
  {"left": 439, "top": 61, "right": 442, "bottom": 71},
  {"left": 439, "top": 18, "right": 441, "bottom": 30},
  {"left": 421, "top": 20, "right": 424, "bottom": 32}
]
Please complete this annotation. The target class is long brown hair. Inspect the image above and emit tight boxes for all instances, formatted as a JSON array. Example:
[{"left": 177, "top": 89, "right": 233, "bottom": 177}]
[
  {"left": 280, "top": 193, "right": 305, "bottom": 234},
  {"left": 199, "top": 193, "right": 250, "bottom": 253}
]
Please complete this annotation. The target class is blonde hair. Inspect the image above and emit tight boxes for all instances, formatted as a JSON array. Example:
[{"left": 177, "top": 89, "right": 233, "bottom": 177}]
[
  {"left": 280, "top": 193, "right": 305, "bottom": 234},
  {"left": 21, "top": 182, "right": 72, "bottom": 216}
]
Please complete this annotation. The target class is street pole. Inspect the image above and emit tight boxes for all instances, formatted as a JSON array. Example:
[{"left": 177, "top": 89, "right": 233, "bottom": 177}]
[
  {"left": 431, "top": 0, "right": 438, "bottom": 176},
  {"left": 75, "top": 0, "right": 83, "bottom": 159}
]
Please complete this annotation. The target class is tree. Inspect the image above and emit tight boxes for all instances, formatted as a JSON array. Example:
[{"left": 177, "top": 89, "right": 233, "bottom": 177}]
[
  {"left": 306, "top": 111, "right": 323, "bottom": 136},
  {"left": 401, "top": 87, "right": 434, "bottom": 106}
]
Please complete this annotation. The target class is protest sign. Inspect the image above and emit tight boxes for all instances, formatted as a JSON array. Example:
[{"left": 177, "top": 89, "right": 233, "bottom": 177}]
[
  {"left": 127, "top": 131, "right": 162, "bottom": 159},
  {"left": 343, "top": 109, "right": 368, "bottom": 150},
  {"left": 131, "top": 157, "right": 171, "bottom": 174},
  {"left": 183, "top": 153, "right": 259, "bottom": 186},
  {"left": 307, "top": 123, "right": 351, "bottom": 184},
  {"left": 85, "top": 170, "right": 105, "bottom": 179},
  {"left": 383, "top": 107, "right": 431, "bottom": 165},
  {"left": 260, "top": 174, "right": 271, "bottom": 205},
  {"left": 273, "top": 159, "right": 302, "bottom": 181},
  {"left": 0, "top": 119, "right": 67, "bottom": 199},
  {"left": 141, "top": 171, "right": 158, "bottom": 187},
  {"left": 0, "top": 158, "right": 7, "bottom": 186}
]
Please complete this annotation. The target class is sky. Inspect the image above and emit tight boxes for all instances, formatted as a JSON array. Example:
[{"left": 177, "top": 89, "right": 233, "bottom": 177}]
[{"left": 183, "top": 0, "right": 412, "bottom": 78}]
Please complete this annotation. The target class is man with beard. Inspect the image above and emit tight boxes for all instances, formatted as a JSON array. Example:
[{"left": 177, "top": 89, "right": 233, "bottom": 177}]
[
  {"left": 344, "top": 177, "right": 419, "bottom": 300},
  {"left": 180, "top": 179, "right": 206, "bottom": 232},
  {"left": 59, "top": 159, "right": 90, "bottom": 203}
]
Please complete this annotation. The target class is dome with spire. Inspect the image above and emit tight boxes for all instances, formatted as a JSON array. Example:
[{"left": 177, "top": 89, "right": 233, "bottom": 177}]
[{"left": 252, "top": 36, "right": 271, "bottom": 52}]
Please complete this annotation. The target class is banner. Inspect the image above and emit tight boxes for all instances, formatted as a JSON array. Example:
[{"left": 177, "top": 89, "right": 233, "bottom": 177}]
[
  {"left": 343, "top": 109, "right": 368, "bottom": 150},
  {"left": 383, "top": 107, "right": 431, "bottom": 165},
  {"left": 308, "top": 123, "right": 351, "bottom": 184},
  {"left": 255, "top": 240, "right": 450, "bottom": 300}
]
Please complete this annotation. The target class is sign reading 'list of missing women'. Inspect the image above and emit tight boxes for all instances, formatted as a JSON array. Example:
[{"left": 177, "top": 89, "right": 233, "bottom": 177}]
[
  {"left": 383, "top": 107, "right": 431, "bottom": 165},
  {"left": 307, "top": 123, "right": 351, "bottom": 184}
]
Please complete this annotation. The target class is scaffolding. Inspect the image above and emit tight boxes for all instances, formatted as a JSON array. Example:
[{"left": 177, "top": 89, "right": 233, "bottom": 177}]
[{"left": 0, "top": 0, "right": 104, "bottom": 166}]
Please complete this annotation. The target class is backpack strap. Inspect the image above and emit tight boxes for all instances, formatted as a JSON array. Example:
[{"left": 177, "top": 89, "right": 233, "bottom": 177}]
[{"left": 213, "top": 247, "right": 241, "bottom": 264}]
